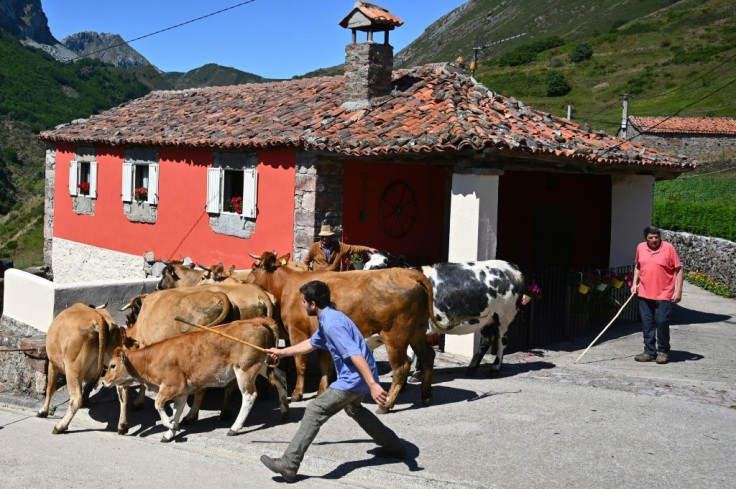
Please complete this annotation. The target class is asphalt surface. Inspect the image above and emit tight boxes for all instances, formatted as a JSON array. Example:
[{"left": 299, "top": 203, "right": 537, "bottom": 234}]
[{"left": 1, "top": 281, "right": 734, "bottom": 488}]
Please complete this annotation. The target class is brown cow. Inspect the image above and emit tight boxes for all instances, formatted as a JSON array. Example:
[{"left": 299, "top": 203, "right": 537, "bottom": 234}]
[
  {"left": 37, "top": 303, "right": 130, "bottom": 434},
  {"left": 246, "top": 251, "right": 435, "bottom": 413},
  {"left": 103, "top": 318, "right": 288, "bottom": 442},
  {"left": 124, "top": 284, "right": 281, "bottom": 422}
]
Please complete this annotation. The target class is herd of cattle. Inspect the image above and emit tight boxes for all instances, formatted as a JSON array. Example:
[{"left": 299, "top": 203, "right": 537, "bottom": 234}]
[{"left": 37, "top": 250, "right": 526, "bottom": 442}]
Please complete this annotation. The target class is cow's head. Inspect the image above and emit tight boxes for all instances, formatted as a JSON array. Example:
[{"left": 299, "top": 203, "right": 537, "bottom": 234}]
[
  {"left": 102, "top": 347, "right": 136, "bottom": 387},
  {"left": 363, "top": 250, "right": 416, "bottom": 270},
  {"left": 157, "top": 260, "right": 202, "bottom": 289},
  {"left": 120, "top": 294, "right": 147, "bottom": 327}
]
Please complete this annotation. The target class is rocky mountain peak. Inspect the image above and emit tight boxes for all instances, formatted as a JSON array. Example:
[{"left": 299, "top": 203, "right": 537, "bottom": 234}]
[
  {"left": 0, "top": 0, "right": 57, "bottom": 44},
  {"left": 61, "top": 31, "right": 151, "bottom": 68}
]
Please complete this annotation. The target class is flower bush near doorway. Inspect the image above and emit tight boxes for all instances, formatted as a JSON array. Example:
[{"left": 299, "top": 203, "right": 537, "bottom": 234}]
[
  {"left": 77, "top": 182, "right": 90, "bottom": 195},
  {"left": 134, "top": 187, "right": 147, "bottom": 202},
  {"left": 522, "top": 283, "right": 542, "bottom": 305}
]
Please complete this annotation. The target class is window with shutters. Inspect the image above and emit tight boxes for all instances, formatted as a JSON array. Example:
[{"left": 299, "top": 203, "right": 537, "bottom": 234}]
[
  {"left": 206, "top": 153, "right": 258, "bottom": 238},
  {"left": 123, "top": 148, "right": 159, "bottom": 223},
  {"left": 69, "top": 148, "right": 97, "bottom": 215}
]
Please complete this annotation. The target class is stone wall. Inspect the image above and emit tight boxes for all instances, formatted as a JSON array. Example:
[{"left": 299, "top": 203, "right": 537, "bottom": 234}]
[
  {"left": 626, "top": 129, "right": 735, "bottom": 162},
  {"left": 0, "top": 317, "right": 46, "bottom": 400},
  {"left": 662, "top": 230, "right": 736, "bottom": 291},
  {"left": 292, "top": 151, "right": 344, "bottom": 262}
]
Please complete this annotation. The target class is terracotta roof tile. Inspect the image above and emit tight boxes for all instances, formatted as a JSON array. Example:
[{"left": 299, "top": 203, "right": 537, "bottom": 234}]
[
  {"left": 630, "top": 117, "right": 736, "bottom": 136},
  {"left": 339, "top": 2, "right": 403, "bottom": 29},
  {"left": 40, "top": 64, "right": 694, "bottom": 169}
]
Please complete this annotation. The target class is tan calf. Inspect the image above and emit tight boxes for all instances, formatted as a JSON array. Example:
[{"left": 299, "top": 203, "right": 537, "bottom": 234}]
[
  {"left": 103, "top": 318, "right": 288, "bottom": 442},
  {"left": 37, "top": 303, "right": 129, "bottom": 434}
]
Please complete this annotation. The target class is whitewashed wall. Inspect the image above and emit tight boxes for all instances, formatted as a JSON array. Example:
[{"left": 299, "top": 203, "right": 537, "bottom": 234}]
[
  {"left": 609, "top": 174, "right": 655, "bottom": 267},
  {"left": 52, "top": 237, "right": 147, "bottom": 284}
]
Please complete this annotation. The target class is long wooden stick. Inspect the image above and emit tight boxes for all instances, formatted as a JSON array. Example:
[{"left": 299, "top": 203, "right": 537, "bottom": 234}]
[
  {"left": 174, "top": 316, "right": 267, "bottom": 352},
  {"left": 574, "top": 292, "right": 636, "bottom": 364}
]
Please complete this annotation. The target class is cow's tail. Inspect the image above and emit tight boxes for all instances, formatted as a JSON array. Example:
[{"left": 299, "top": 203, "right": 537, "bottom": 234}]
[
  {"left": 258, "top": 318, "right": 289, "bottom": 416},
  {"left": 94, "top": 317, "right": 108, "bottom": 381},
  {"left": 205, "top": 292, "right": 232, "bottom": 327},
  {"left": 414, "top": 273, "right": 444, "bottom": 331}
]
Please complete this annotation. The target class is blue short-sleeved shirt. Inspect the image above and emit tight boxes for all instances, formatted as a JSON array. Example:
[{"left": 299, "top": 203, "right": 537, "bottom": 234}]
[{"left": 309, "top": 306, "right": 379, "bottom": 394}]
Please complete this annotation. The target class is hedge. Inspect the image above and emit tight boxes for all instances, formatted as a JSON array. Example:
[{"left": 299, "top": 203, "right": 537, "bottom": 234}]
[{"left": 653, "top": 199, "right": 736, "bottom": 241}]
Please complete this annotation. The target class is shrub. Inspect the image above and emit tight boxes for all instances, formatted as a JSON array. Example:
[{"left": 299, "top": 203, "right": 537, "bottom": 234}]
[
  {"left": 569, "top": 42, "right": 593, "bottom": 63},
  {"left": 545, "top": 71, "right": 571, "bottom": 96}
]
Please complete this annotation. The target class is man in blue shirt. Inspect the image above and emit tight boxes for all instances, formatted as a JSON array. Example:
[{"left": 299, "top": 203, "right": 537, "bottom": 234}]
[{"left": 260, "top": 280, "right": 407, "bottom": 483}]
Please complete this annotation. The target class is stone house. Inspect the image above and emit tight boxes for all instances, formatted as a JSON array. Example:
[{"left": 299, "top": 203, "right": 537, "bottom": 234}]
[
  {"left": 623, "top": 116, "right": 736, "bottom": 162},
  {"left": 38, "top": 2, "right": 696, "bottom": 335}
]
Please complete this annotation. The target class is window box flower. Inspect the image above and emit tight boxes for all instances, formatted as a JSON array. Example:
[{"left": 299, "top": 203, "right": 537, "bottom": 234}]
[
  {"left": 77, "top": 182, "right": 90, "bottom": 195},
  {"left": 229, "top": 196, "right": 243, "bottom": 214},
  {"left": 134, "top": 187, "right": 148, "bottom": 202}
]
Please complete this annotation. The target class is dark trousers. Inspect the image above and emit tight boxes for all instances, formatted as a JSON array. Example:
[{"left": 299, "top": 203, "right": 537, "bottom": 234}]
[
  {"left": 638, "top": 297, "right": 672, "bottom": 355},
  {"left": 282, "top": 388, "right": 403, "bottom": 471}
]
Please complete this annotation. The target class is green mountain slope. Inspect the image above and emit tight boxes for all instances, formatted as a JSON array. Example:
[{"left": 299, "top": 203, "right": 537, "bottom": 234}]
[
  {"left": 162, "top": 63, "right": 279, "bottom": 89},
  {"left": 470, "top": 0, "right": 736, "bottom": 134}
]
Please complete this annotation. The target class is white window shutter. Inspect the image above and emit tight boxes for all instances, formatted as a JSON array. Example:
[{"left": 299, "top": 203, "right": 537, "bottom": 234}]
[
  {"left": 122, "top": 162, "right": 133, "bottom": 202},
  {"left": 69, "top": 160, "right": 78, "bottom": 196},
  {"left": 206, "top": 167, "right": 222, "bottom": 213},
  {"left": 148, "top": 163, "right": 159, "bottom": 204},
  {"left": 89, "top": 161, "right": 98, "bottom": 198},
  {"left": 242, "top": 168, "right": 258, "bottom": 218}
]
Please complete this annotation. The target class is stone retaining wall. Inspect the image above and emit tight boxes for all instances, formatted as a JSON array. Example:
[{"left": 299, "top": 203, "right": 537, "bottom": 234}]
[{"left": 662, "top": 230, "right": 736, "bottom": 291}]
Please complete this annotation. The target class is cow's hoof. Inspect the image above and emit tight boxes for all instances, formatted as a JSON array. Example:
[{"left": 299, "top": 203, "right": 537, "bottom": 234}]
[
  {"left": 291, "top": 393, "right": 303, "bottom": 402},
  {"left": 131, "top": 404, "right": 144, "bottom": 412},
  {"left": 487, "top": 369, "right": 500, "bottom": 378},
  {"left": 117, "top": 424, "right": 129, "bottom": 435},
  {"left": 218, "top": 410, "right": 232, "bottom": 421},
  {"left": 227, "top": 429, "right": 237, "bottom": 436},
  {"left": 36, "top": 411, "right": 48, "bottom": 418},
  {"left": 181, "top": 415, "right": 198, "bottom": 425},
  {"left": 52, "top": 426, "right": 64, "bottom": 435},
  {"left": 375, "top": 406, "right": 389, "bottom": 415},
  {"left": 160, "top": 436, "right": 172, "bottom": 443},
  {"left": 280, "top": 408, "right": 289, "bottom": 420},
  {"left": 422, "top": 397, "right": 432, "bottom": 407},
  {"left": 464, "top": 368, "right": 478, "bottom": 377}
]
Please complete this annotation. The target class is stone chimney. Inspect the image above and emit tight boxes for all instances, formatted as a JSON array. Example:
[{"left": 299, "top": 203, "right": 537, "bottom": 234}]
[{"left": 339, "top": 2, "right": 404, "bottom": 110}]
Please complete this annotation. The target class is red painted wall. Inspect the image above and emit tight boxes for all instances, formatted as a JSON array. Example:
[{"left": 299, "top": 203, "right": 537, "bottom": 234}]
[
  {"left": 342, "top": 160, "right": 446, "bottom": 265},
  {"left": 53, "top": 144, "right": 296, "bottom": 269}
]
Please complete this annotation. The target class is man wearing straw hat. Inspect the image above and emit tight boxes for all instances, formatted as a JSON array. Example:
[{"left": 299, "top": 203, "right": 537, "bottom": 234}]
[
  {"left": 302, "top": 222, "right": 377, "bottom": 271},
  {"left": 631, "top": 226, "right": 683, "bottom": 365}
]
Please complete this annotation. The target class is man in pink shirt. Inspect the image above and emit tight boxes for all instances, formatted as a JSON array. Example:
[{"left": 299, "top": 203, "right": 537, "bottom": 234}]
[{"left": 631, "top": 226, "right": 684, "bottom": 364}]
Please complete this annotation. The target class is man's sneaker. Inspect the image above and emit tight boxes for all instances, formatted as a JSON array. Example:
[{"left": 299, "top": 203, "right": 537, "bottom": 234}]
[
  {"left": 260, "top": 455, "right": 297, "bottom": 483},
  {"left": 656, "top": 352, "right": 669, "bottom": 364},
  {"left": 369, "top": 443, "right": 409, "bottom": 459},
  {"left": 635, "top": 352, "right": 656, "bottom": 362}
]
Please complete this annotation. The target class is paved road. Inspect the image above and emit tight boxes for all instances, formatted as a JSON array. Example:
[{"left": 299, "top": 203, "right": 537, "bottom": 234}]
[{"left": 1, "top": 282, "right": 734, "bottom": 488}]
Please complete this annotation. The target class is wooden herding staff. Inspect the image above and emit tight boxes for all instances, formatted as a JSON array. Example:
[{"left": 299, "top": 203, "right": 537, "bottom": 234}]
[{"left": 574, "top": 292, "right": 636, "bottom": 364}]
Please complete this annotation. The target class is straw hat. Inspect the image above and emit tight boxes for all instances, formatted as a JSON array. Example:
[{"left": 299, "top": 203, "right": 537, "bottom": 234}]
[{"left": 318, "top": 223, "right": 336, "bottom": 237}]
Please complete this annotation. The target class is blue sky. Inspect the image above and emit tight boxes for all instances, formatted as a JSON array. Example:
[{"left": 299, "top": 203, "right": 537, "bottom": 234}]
[{"left": 43, "top": 0, "right": 468, "bottom": 79}]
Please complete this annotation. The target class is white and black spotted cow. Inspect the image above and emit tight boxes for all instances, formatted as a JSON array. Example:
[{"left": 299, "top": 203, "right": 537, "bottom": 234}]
[{"left": 364, "top": 251, "right": 525, "bottom": 376}]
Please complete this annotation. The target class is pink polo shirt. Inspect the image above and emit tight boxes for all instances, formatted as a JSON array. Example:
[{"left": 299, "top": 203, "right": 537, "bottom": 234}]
[{"left": 635, "top": 241, "right": 682, "bottom": 300}]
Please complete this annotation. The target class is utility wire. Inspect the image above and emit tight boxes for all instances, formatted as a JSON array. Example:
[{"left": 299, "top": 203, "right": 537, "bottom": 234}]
[
  {"left": 598, "top": 75, "right": 736, "bottom": 158},
  {"left": 63, "top": 1, "right": 256, "bottom": 63}
]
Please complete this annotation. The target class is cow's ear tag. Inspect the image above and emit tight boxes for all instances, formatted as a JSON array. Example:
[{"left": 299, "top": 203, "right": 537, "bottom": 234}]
[{"left": 280, "top": 259, "right": 287, "bottom": 266}]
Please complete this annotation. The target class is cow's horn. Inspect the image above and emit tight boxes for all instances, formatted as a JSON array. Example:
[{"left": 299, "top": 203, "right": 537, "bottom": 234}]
[
  {"left": 120, "top": 304, "right": 131, "bottom": 311},
  {"left": 161, "top": 259, "right": 170, "bottom": 265},
  {"left": 248, "top": 252, "right": 261, "bottom": 259},
  {"left": 95, "top": 302, "right": 108, "bottom": 309}
]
